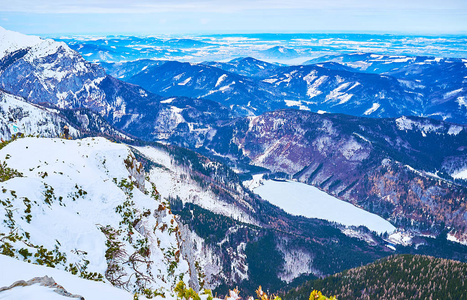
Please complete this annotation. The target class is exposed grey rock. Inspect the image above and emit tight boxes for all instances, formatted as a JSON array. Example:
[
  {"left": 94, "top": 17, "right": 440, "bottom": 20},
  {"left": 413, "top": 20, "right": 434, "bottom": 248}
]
[{"left": 0, "top": 275, "right": 85, "bottom": 299}]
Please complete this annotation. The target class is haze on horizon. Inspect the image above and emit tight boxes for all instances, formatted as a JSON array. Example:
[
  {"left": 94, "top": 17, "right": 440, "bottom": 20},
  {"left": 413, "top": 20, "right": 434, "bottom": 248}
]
[{"left": 0, "top": 0, "right": 466, "bottom": 36}]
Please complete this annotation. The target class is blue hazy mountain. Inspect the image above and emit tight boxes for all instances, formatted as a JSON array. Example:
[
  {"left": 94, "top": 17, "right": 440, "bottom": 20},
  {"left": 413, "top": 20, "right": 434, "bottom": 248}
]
[
  {"left": 54, "top": 33, "right": 467, "bottom": 64},
  {"left": 116, "top": 55, "right": 466, "bottom": 124},
  {"left": 127, "top": 60, "right": 284, "bottom": 116},
  {"left": 259, "top": 46, "right": 300, "bottom": 59},
  {"left": 201, "top": 57, "right": 280, "bottom": 78}
]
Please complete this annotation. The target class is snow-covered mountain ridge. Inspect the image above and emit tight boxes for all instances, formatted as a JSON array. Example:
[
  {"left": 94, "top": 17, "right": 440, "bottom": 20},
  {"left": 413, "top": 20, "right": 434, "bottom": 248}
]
[
  {"left": 0, "top": 90, "right": 131, "bottom": 142},
  {"left": 0, "top": 90, "right": 80, "bottom": 140},
  {"left": 118, "top": 54, "right": 467, "bottom": 124},
  {"left": 0, "top": 26, "right": 109, "bottom": 110},
  {"left": 0, "top": 137, "right": 190, "bottom": 295},
  {"left": 0, "top": 26, "right": 42, "bottom": 60}
]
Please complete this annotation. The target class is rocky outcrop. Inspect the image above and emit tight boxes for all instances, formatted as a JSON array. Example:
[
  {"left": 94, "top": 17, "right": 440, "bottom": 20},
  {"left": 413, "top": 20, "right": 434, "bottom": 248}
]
[
  {"left": 0, "top": 276, "right": 85, "bottom": 299},
  {"left": 124, "top": 152, "right": 145, "bottom": 192}
]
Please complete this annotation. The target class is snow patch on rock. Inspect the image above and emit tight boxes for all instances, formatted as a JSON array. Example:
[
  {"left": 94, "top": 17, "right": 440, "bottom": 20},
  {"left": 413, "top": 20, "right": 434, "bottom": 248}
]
[
  {"left": 395, "top": 116, "right": 443, "bottom": 134},
  {"left": 364, "top": 103, "right": 381, "bottom": 115}
]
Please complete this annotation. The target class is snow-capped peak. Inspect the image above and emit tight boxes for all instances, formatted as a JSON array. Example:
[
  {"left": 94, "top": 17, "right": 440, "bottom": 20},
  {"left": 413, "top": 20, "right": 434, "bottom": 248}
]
[{"left": 0, "top": 26, "right": 42, "bottom": 59}]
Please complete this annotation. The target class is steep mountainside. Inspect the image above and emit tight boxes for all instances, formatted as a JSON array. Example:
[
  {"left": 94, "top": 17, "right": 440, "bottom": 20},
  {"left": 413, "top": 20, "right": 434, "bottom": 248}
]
[
  {"left": 156, "top": 110, "right": 467, "bottom": 242},
  {"left": 284, "top": 254, "right": 467, "bottom": 300},
  {"left": 0, "top": 90, "right": 131, "bottom": 141},
  {"left": 130, "top": 142, "right": 396, "bottom": 295},
  {"left": 115, "top": 96, "right": 233, "bottom": 142},
  {"left": 57, "top": 106, "right": 133, "bottom": 141},
  {"left": 0, "top": 90, "right": 80, "bottom": 140}
]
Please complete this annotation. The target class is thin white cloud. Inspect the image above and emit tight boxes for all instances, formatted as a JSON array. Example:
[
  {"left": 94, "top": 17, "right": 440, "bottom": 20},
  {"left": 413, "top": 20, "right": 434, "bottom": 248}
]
[{"left": 1, "top": 0, "right": 466, "bottom": 14}]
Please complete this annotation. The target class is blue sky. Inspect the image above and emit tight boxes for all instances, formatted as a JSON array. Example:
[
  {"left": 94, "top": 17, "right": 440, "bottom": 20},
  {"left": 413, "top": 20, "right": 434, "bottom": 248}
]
[{"left": 1, "top": 0, "right": 466, "bottom": 35}]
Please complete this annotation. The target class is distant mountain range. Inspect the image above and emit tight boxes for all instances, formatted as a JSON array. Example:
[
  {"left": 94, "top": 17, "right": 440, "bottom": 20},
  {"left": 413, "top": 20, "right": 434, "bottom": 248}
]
[
  {"left": 55, "top": 33, "right": 467, "bottom": 63},
  {"left": 101, "top": 55, "right": 467, "bottom": 124}
]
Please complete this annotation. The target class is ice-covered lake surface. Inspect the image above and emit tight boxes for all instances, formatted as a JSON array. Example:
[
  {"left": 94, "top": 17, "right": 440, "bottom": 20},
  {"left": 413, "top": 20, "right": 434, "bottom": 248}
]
[{"left": 253, "top": 179, "right": 396, "bottom": 234}]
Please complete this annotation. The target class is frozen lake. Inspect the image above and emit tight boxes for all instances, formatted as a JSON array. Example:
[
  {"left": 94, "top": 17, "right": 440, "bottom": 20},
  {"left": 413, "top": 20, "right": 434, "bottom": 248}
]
[{"left": 254, "top": 180, "right": 395, "bottom": 234}]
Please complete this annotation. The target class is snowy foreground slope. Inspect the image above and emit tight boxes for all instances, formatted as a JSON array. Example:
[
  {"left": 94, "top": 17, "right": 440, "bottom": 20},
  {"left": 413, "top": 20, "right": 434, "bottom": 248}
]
[{"left": 0, "top": 137, "right": 190, "bottom": 296}]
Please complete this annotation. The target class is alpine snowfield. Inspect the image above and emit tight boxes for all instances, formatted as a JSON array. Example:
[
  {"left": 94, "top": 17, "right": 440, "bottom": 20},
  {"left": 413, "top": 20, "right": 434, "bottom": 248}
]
[
  {"left": 0, "top": 26, "right": 42, "bottom": 59},
  {"left": 0, "top": 137, "right": 190, "bottom": 295}
]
